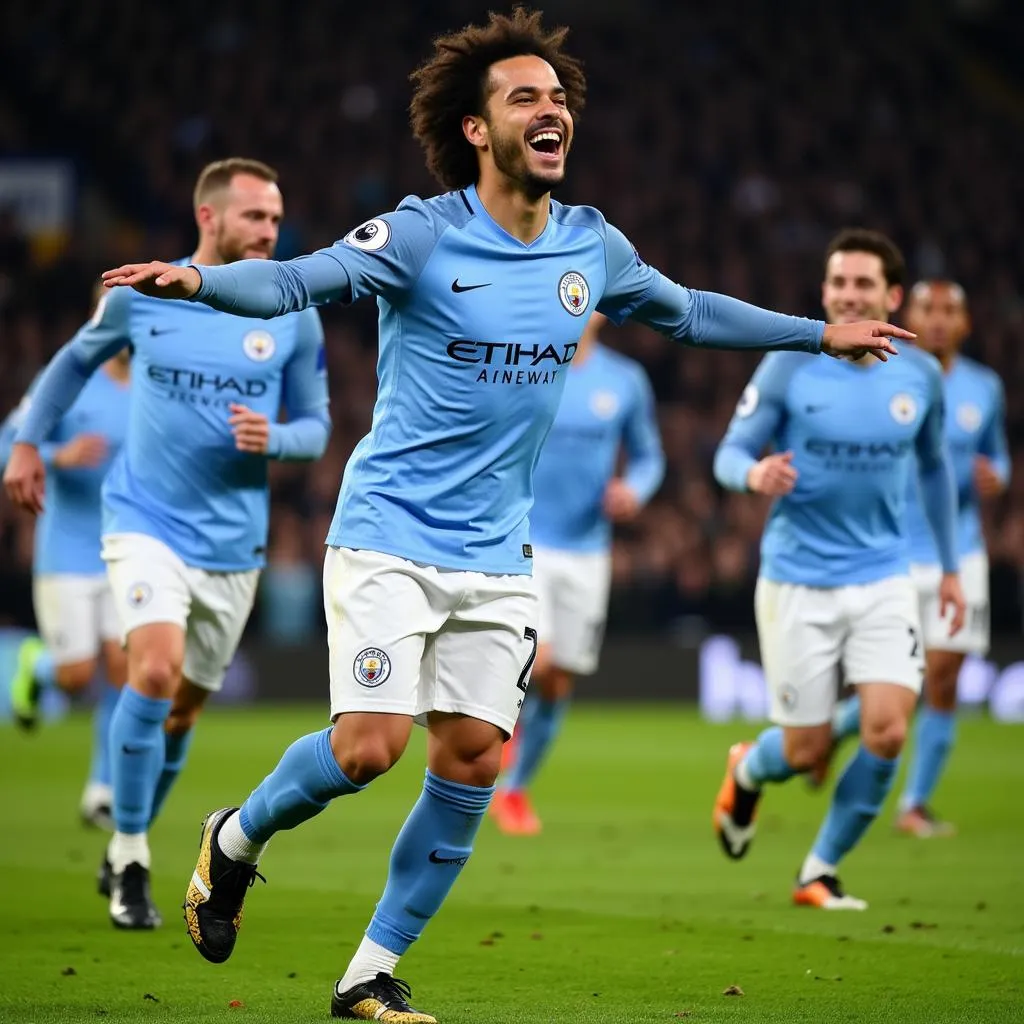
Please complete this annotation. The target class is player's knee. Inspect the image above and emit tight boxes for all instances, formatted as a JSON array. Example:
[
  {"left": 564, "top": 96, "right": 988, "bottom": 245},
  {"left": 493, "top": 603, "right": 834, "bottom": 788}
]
[
  {"left": 782, "top": 729, "right": 832, "bottom": 771},
  {"left": 131, "top": 652, "right": 180, "bottom": 698},
  {"left": 56, "top": 660, "right": 97, "bottom": 693},
  {"left": 335, "top": 736, "right": 401, "bottom": 785},
  {"left": 861, "top": 716, "right": 907, "bottom": 759}
]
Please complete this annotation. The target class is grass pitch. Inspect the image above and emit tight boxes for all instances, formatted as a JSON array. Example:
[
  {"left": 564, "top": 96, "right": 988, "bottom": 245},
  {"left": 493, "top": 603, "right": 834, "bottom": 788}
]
[{"left": 0, "top": 705, "right": 1021, "bottom": 1023}]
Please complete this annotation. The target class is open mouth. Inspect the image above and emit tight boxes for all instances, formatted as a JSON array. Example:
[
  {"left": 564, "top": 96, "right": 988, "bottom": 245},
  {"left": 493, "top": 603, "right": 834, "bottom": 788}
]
[{"left": 527, "top": 127, "right": 563, "bottom": 158}]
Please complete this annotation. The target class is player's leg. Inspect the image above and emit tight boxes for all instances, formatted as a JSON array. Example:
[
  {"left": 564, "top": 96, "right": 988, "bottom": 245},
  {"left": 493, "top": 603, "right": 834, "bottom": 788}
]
[
  {"left": 149, "top": 565, "right": 260, "bottom": 823},
  {"left": 795, "top": 576, "right": 923, "bottom": 909},
  {"left": 332, "top": 572, "right": 534, "bottom": 1023},
  {"left": 184, "top": 547, "right": 438, "bottom": 967},
  {"left": 494, "top": 548, "right": 607, "bottom": 834},
  {"left": 11, "top": 575, "right": 102, "bottom": 730},
  {"left": 80, "top": 583, "right": 128, "bottom": 830},
  {"left": 897, "top": 553, "right": 986, "bottom": 836},
  {"left": 715, "top": 578, "right": 840, "bottom": 859},
  {"left": 492, "top": 647, "right": 569, "bottom": 834},
  {"left": 102, "top": 533, "right": 192, "bottom": 929}
]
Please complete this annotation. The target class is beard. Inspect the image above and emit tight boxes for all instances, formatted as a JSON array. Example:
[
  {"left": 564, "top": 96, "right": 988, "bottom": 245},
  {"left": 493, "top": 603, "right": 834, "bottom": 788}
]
[
  {"left": 489, "top": 123, "right": 565, "bottom": 200},
  {"left": 215, "top": 223, "right": 271, "bottom": 264}
]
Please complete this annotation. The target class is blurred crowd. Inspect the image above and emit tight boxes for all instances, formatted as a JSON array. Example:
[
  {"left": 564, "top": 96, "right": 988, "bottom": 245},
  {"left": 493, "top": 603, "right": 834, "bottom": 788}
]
[{"left": 1, "top": 0, "right": 1021, "bottom": 639}]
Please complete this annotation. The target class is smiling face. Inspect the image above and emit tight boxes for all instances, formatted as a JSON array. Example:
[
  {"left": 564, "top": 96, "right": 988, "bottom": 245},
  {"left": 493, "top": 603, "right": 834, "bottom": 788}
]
[
  {"left": 465, "top": 54, "right": 574, "bottom": 199},
  {"left": 821, "top": 250, "right": 902, "bottom": 324}
]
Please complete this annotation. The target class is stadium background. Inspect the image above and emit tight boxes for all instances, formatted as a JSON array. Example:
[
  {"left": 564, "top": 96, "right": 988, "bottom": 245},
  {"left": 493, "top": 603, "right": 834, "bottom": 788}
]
[{"left": 0, "top": 0, "right": 1021, "bottom": 712}]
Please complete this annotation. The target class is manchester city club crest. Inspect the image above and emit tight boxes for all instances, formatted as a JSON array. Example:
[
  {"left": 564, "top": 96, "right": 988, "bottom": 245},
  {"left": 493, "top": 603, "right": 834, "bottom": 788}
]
[
  {"left": 127, "top": 582, "right": 152, "bottom": 608},
  {"left": 956, "top": 402, "right": 982, "bottom": 432},
  {"left": 353, "top": 647, "right": 392, "bottom": 688},
  {"left": 243, "top": 330, "right": 276, "bottom": 362},
  {"left": 889, "top": 392, "right": 918, "bottom": 425},
  {"left": 589, "top": 390, "right": 620, "bottom": 419},
  {"left": 558, "top": 270, "right": 590, "bottom": 316}
]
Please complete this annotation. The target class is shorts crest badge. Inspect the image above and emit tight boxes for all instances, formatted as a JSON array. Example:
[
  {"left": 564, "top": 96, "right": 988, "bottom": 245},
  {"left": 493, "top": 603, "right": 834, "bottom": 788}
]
[
  {"left": 243, "top": 330, "right": 275, "bottom": 362},
  {"left": 353, "top": 647, "right": 392, "bottom": 688},
  {"left": 128, "top": 582, "right": 152, "bottom": 608},
  {"left": 558, "top": 271, "right": 590, "bottom": 317}
]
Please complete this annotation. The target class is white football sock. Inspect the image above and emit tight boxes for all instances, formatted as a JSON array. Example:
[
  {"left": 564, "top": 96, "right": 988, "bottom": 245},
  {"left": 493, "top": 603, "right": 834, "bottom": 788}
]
[
  {"left": 216, "top": 810, "right": 267, "bottom": 865},
  {"left": 337, "top": 935, "right": 401, "bottom": 992},
  {"left": 108, "top": 831, "right": 150, "bottom": 874},
  {"left": 799, "top": 852, "right": 837, "bottom": 885},
  {"left": 734, "top": 756, "right": 759, "bottom": 792}
]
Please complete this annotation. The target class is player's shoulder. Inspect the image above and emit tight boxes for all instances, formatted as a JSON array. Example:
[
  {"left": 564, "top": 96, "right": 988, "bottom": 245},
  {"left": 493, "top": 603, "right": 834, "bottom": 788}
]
[
  {"left": 957, "top": 354, "right": 1004, "bottom": 396},
  {"left": 549, "top": 199, "right": 609, "bottom": 237},
  {"left": 758, "top": 350, "right": 818, "bottom": 387},
  {"left": 409, "top": 191, "right": 476, "bottom": 232}
]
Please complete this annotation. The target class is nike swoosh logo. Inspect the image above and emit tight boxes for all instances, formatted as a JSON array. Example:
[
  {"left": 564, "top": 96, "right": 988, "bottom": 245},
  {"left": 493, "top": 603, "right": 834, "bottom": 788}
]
[
  {"left": 451, "top": 279, "right": 491, "bottom": 293},
  {"left": 149, "top": 327, "right": 178, "bottom": 336},
  {"left": 121, "top": 744, "right": 146, "bottom": 754},
  {"left": 429, "top": 849, "right": 469, "bottom": 865},
  {"left": 805, "top": 404, "right": 828, "bottom": 413}
]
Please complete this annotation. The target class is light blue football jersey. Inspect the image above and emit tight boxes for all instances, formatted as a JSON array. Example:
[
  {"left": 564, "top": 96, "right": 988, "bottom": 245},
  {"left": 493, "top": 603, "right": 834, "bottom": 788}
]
[
  {"left": 1, "top": 365, "right": 129, "bottom": 575},
  {"left": 530, "top": 343, "right": 664, "bottom": 552},
  {"left": 185, "top": 186, "right": 826, "bottom": 574},
  {"left": 14, "top": 267, "right": 330, "bottom": 571},
  {"left": 905, "top": 355, "right": 1009, "bottom": 563},
  {"left": 714, "top": 345, "right": 958, "bottom": 587}
]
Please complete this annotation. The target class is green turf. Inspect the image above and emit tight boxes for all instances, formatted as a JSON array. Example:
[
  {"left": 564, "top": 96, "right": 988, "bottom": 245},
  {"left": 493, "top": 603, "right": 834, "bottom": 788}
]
[{"left": 0, "top": 706, "right": 1021, "bottom": 1023}]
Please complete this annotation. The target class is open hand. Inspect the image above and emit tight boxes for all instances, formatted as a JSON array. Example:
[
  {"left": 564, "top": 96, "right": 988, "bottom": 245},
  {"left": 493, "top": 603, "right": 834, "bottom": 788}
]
[{"left": 102, "top": 262, "right": 201, "bottom": 300}]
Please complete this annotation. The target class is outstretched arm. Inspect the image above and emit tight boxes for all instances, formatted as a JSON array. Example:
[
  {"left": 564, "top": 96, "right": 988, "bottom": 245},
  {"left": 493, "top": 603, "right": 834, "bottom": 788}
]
[{"left": 600, "top": 224, "right": 910, "bottom": 360}]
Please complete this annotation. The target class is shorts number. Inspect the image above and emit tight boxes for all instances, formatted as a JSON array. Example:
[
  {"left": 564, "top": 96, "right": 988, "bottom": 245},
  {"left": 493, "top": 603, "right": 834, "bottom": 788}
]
[
  {"left": 516, "top": 626, "right": 538, "bottom": 694},
  {"left": 908, "top": 625, "right": 920, "bottom": 658}
]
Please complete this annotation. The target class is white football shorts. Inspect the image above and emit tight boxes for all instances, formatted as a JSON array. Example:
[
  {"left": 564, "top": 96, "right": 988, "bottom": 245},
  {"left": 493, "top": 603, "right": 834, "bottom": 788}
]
[
  {"left": 910, "top": 551, "right": 989, "bottom": 655},
  {"left": 755, "top": 573, "right": 924, "bottom": 727},
  {"left": 33, "top": 573, "right": 121, "bottom": 666},
  {"left": 102, "top": 532, "right": 260, "bottom": 692},
  {"left": 532, "top": 546, "right": 612, "bottom": 675},
  {"left": 324, "top": 546, "right": 538, "bottom": 737}
]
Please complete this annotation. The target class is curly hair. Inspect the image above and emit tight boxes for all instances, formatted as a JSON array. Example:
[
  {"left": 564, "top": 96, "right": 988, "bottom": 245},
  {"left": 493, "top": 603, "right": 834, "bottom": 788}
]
[{"left": 410, "top": 7, "right": 587, "bottom": 191}]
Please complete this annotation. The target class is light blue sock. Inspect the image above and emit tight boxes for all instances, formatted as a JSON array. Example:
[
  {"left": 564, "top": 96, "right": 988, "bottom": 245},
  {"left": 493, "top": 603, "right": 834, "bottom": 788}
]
[
  {"left": 832, "top": 696, "right": 862, "bottom": 741},
  {"left": 149, "top": 728, "right": 195, "bottom": 824},
  {"left": 367, "top": 770, "right": 493, "bottom": 954},
  {"left": 505, "top": 695, "right": 568, "bottom": 792},
  {"left": 812, "top": 745, "right": 899, "bottom": 866},
  {"left": 902, "top": 707, "right": 956, "bottom": 810},
  {"left": 87, "top": 682, "right": 121, "bottom": 787},
  {"left": 33, "top": 647, "right": 58, "bottom": 689},
  {"left": 110, "top": 688, "right": 172, "bottom": 834},
  {"left": 741, "top": 726, "right": 798, "bottom": 786},
  {"left": 238, "top": 728, "right": 364, "bottom": 844}
]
